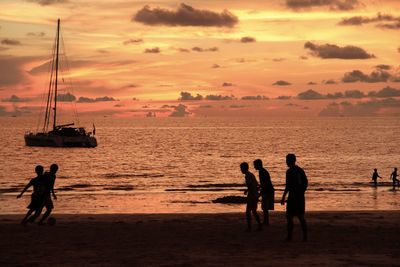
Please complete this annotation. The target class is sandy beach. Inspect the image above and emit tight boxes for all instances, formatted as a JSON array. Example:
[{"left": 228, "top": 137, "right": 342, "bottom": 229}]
[{"left": 1, "top": 211, "right": 399, "bottom": 266}]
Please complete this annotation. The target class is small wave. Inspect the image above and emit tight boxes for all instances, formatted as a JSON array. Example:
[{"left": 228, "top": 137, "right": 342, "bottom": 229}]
[
  {"left": 104, "top": 173, "right": 164, "bottom": 179},
  {"left": 103, "top": 185, "right": 134, "bottom": 191},
  {"left": 187, "top": 183, "right": 244, "bottom": 188}
]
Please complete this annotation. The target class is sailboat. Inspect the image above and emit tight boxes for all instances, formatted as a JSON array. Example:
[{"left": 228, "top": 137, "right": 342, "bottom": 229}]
[{"left": 24, "top": 19, "right": 97, "bottom": 148}]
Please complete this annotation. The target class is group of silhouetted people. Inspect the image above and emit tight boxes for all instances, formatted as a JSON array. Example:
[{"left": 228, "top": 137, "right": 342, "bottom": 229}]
[
  {"left": 17, "top": 164, "right": 58, "bottom": 225},
  {"left": 372, "top": 168, "right": 399, "bottom": 189},
  {"left": 241, "top": 153, "right": 308, "bottom": 241}
]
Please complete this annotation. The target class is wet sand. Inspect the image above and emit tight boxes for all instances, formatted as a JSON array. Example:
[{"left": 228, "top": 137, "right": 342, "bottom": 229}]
[{"left": 1, "top": 211, "right": 399, "bottom": 266}]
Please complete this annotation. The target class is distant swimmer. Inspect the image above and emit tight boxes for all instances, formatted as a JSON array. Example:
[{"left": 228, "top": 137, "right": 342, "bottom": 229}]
[
  {"left": 253, "top": 159, "right": 274, "bottom": 226},
  {"left": 17, "top": 165, "right": 46, "bottom": 225},
  {"left": 240, "top": 162, "right": 262, "bottom": 232},
  {"left": 372, "top": 169, "right": 382, "bottom": 186},
  {"left": 390, "top": 168, "right": 399, "bottom": 189},
  {"left": 281, "top": 154, "right": 308, "bottom": 242}
]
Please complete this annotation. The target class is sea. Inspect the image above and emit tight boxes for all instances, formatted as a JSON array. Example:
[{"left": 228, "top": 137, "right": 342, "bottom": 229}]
[{"left": 1, "top": 116, "right": 399, "bottom": 214}]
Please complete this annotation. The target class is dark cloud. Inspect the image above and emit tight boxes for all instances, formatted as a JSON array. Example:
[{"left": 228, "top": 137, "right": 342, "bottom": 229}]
[
  {"left": 304, "top": 42, "right": 374, "bottom": 59},
  {"left": 123, "top": 38, "right": 143, "bottom": 45},
  {"left": 77, "top": 96, "right": 117, "bottom": 103},
  {"left": 1, "top": 39, "right": 21, "bottom": 46},
  {"left": 344, "top": 90, "right": 365, "bottom": 98},
  {"left": 211, "top": 64, "right": 220, "bottom": 68},
  {"left": 27, "top": 0, "right": 68, "bottom": 5},
  {"left": 375, "top": 64, "right": 392, "bottom": 70},
  {"left": 286, "top": 0, "right": 360, "bottom": 10},
  {"left": 27, "top": 32, "right": 46, "bottom": 37},
  {"left": 144, "top": 47, "right": 160, "bottom": 53},
  {"left": 192, "top": 46, "right": 218, "bottom": 52},
  {"left": 342, "top": 69, "right": 391, "bottom": 83},
  {"left": 222, "top": 82, "right": 233, "bottom": 87},
  {"left": 241, "top": 95, "right": 269, "bottom": 100},
  {"left": 177, "top": 48, "right": 190, "bottom": 52},
  {"left": 1, "top": 95, "right": 28, "bottom": 102},
  {"left": 170, "top": 104, "right": 190, "bottom": 117},
  {"left": 308, "top": 81, "right": 317, "bottom": 85},
  {"left": 297, "top": 89, "right": 325, "bottom": 100},
  {"left": 57, "top": 92, "right": 76, "bottom": 102},
  {"left": 133, "top": 3, "right": 238, "bottom": 28},
  {"left": 324, "top": 79, "right": 337, "bottom": 84},
  {"left": 273, "top": 80, "right": 291, "bottom": 86},
  {"left": 240, "top": 36, "right": 256, "bottom": 43},
  {"left": 326, "top": 92, "right": 344, "bottom": 99},
  {"left": 339, "top": 13, "right": 400, "bottom": 30},
  {"left": 205, "top": 94, "right": 236, "bottom": 100},
  {"left": 368, "top": 86, "right": 400, "bottom": 98},
  {"left": 199, "top": 104, "right": 213, "bottom": 108},
  {"left": 272, "top": 58, "right": 286, "bottom": 62},
  {"left": 277, "top": 95, "right": 292, "bottom": 100},
  {"left": 229, "top": 104, "right": 245, "bottom": 108},
  {"left": 179, "top": 92, "right": 203, "bottom": 101},
  {"left": 300, "top": 56, "right": 308, "bottom": 60},
  {"left": 29, "top": 59, "right": 93, "bottom": 75},
  {"left": 0, "top": 56, "right": 33, "bottom": 86},
  {"left": 319, "top": 98, "right": 400, "bottom": 117}
]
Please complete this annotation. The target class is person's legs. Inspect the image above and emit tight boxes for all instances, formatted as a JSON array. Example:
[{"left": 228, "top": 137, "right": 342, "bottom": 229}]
[
  {"left": 39, "top": 197, "right": 53, "bottom": 224},
  {"left": 286, "top": 214, "right": 294, "bottom": 241},
  {"left": 21, "top": 209, "right": 34, "bottom": 225},
  {"left": 246, "top": 204, "right": 252, "bottom": 231},
  {"left": 263, "top": 209, "right": 269, "bottom": 225},
  {"left": 252, "top": 208, "right": 262, "bottom": 230},
  {"left": 298, "top": 215, "right": 308, "bottom": 241}
]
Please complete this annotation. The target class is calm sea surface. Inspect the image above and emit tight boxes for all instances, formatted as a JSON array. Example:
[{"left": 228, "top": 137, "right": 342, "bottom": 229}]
[{"left": 1, "top": 116, "right": 399, "bottom": 214}]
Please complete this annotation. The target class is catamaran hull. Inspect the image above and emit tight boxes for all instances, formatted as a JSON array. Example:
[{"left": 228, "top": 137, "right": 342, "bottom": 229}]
[{"left": 24, "top": 134, "right": 97, "bottom": 148}]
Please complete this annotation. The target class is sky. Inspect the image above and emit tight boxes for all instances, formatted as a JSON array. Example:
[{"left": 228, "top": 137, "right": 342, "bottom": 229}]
[{"left": 0, "top": 0, "right": 400, "bottom": 118}]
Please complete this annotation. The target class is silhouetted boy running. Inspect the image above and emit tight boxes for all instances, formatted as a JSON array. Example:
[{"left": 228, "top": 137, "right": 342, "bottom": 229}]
[
  {"left": 37, "top": 164, "right": 58, "bottom": 225},
  {"left": 17, "top": 165, "right": 45, "bottom": 225},
  {"left": 390, "top": 168, "right": 399, "bottom": 189},
  {"left": 254, "top": 159, "right": 274, "bottom": 225},
  {"left": 240, "top": 162, "right": 262, "bottom": 232},
  {"left": 372, "top": 168, "right": 381, "bottom": 186},
  {"left": 281, "top": 154, "right": 308, "bottom": 242}
]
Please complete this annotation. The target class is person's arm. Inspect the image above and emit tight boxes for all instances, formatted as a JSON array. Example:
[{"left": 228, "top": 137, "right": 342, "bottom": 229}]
[
  {"left": 281, "top": 172, "right": 289, "bottom": 205},
  {"left": 17, "top": 180, "right": 32, "bottom": 198}
]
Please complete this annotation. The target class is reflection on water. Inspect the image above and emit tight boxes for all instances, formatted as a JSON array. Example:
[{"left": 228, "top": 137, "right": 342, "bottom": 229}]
[{"left": 0, "top": 116, "right": 399, "bottom": 214}]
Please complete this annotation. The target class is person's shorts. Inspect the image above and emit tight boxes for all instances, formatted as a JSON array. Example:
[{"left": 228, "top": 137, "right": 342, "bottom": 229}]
[
  {"left": 261, "top": 191, "right": 275, "bottom": 211},
  {"left": 43, "top": 195, "right": 54, "bottom": 209},
  {"left": 246, "top": 197, "right": 258, "bottom": 211}
]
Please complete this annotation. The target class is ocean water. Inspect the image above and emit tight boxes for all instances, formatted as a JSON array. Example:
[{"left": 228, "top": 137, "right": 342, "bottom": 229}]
[{"left": 0, "top": 116, "right": 399, "bottom": 214}]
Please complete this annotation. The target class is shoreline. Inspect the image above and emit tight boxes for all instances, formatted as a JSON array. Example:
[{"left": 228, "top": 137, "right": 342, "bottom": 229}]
[{"left": 1, "top": 211, "right": 400, "bottom": 266}]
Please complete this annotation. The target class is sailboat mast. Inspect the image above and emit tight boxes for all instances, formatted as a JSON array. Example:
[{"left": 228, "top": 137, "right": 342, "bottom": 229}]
[{"left": 53, "top": 18, "right": 60, "bottom": 131}]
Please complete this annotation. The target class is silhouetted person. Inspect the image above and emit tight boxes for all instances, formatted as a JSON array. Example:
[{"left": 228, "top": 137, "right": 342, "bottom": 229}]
[
  {"left": 390, "top": 168, "right": 399, "bottom": 189},
  {"left": 37, "top": 164, "right": 58, "bottom": 225},
  {"left": 253, "top": 159, "right": 274, "bottom": 225},
  {"left": 240, "top": 162, "right": 262, "bottom": 232},
  {"left": 372, "top": 168, "right": 382, "bottom": 186},
  {"left": 17, "top": 165, "right": 46, "bottom": 225},
  {"left": 281, "top": 154, "right": 308, "bottom": 242}
]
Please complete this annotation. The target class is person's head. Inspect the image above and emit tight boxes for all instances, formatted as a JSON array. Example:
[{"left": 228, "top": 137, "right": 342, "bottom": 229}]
[
  {"left": 240, "top": 162, "right": 249, "bottom": 174},
  {"left": 286, "top": 153, "right": 296, "bottom": 167},
  {"left": 35, "top": 165, "right": 44, "bottom": 176},
  {"left": 395, "top": 168, "right": 398, "bottom": 171},
  {"left": 50, "top": 164, "right": 59, "bottom": 174},
  {"left": 253, "top": 159, "right": 263, "bottom": 170},
  {"left": 374, "top": 168, "right": 377, "bottom": 172}
]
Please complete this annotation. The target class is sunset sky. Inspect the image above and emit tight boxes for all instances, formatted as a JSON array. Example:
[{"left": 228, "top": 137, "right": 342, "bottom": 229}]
[{"left": 0, "top": 0, "right": 400, "bottom": 117}]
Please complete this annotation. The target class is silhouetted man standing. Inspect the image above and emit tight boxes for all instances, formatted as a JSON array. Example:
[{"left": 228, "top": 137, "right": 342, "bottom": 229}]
[
  {"left": 240, "top": 162, "right": 262, "bottom": 232},
  {"left": 253, "top": 159, "right": 274, "bottom": 225},
  {"left": 281, "top": 154, "right": 308, "bottom": 241},
  {"left": 390, "top": 168, "right": 399, "bottom": 189},
  {"left": 372, "top": 168, "right": 381, "bottom": 186}
]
